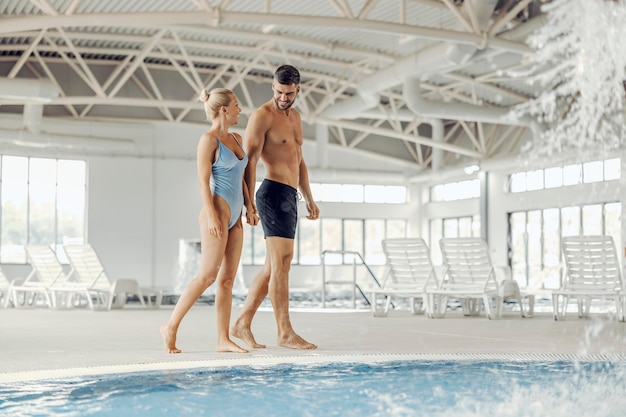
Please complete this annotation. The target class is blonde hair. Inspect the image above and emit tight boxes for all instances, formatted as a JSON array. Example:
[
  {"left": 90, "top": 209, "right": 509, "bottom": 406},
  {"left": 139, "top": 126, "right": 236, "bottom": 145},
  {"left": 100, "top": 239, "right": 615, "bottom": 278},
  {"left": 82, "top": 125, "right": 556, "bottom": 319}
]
[{"left": 199, "top": 87, "right": 233, "bottom": 120}]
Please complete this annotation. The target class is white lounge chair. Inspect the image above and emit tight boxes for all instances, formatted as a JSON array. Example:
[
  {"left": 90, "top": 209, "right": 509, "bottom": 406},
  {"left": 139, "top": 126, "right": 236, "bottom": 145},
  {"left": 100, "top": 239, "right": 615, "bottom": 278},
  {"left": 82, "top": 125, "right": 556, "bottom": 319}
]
[
  {"left": 31, "top": 244, "right": 119, "bottom": 309},
  {"left": 7, "top": 245, "right": 82, "bottom": 308},
  {"left": 369, "top": 238, "right": 439, "bottom": 317},
  {"left": 428, "top": 237, "right": 533, "bottom": 319},
  {"left": 553, "top": 235, "right": 624, "bottom": 321},
  {"left": 0, "top": 267, "right": 24, "bottom": 308},
  {"left": 64, "top": 244, "right": 162, "bottom": 309}
]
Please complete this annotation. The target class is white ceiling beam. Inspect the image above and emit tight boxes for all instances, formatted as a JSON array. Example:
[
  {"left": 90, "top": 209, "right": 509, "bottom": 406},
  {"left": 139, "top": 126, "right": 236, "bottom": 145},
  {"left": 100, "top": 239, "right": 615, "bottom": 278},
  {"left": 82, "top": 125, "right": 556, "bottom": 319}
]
[
  {"left": 327, "top": 0, "right": 354, "bottom": 19},
  {"left": 108, "top": 29, "right": 166, "bottom": 98},
  {"left": 505, "top": 126, "right": 526, "bottom": 154},
  {"left": 444, "top": 122, "right": 461, "bottom": 142},
  {"left": 356, "top": 0, "right": 379, "bottom": 19},
  {"left": 348, "top": 119, "right": 386, "bottom": 148},
  {"left": 408, "top": 0, "right": 446, "bottom": 9},
  {"left": 484, "top": 123, "right": 498, "bottom": 156},
  {"left": 193, "top": 0, "right": 215, "bottom": 13},
  {"left": 171, "top": 30, "right": 204, "bottom": 89},
  {"left": 56, "top": 29, "right": 106, "bottom": 97},
  {"left": 175, "top": 64, "right": 231, "bottom": 122},
  {"left": 226, "top": 41, "right": 273, "bottom": 89},
  {"left": 318, "top": 116, "right": 481, "bottom": 157},
  {"left": 135, "top": 68, "right": 175, "bottom": 122},
  {"left": 5, "top": 33, "right": 380, "bottom": 83},
  {"left": 440, "top": 0, "right": 474, "bottom": 34},
  {"left": 63, "top": 0, "right": 80, "bottom": 15},
  {"left": 157, "top": 44, "right": 202, "bottom": 92},
  {"left": 459, "top": 120, "right": 482, "bottom": 153},
  {"left": 41, "top": 34, "right": 102, "bottom": 95},
  {"left": 336, "top": 127, "right": 348, "bottom": 147},
  {"left": 488, "top": 0, "right": 534, "bottom": 36},
  {"left": 477, "top": 121, "right": 486, "bottom": 154},
  {"left": 323, "top": 139, "right": 421, "bottom": 170},
  {"left": 463, "top": 0, "right": 483, "bottom": 35},
  {"left": 80, "top": 55, "right": 134, "bottom": 117},
  {"left": 32, "top": 50, "right": 78, "bottom": 116},
  {"left": 7, "top": 29, "right": 46, "bottom": 78},
  {"left": 29, "top": 0, "right": 59, "bottom": 16},
  {"left": 0, "top": 12, "right": 531, "bottom": 54},
  {"left": 402, "top": 140, "right": 420, "bottom": 163}
]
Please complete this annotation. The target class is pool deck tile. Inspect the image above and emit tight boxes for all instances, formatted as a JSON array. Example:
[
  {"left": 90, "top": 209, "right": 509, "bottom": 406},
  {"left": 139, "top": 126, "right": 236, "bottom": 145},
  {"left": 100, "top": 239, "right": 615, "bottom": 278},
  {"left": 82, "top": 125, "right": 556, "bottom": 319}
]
[{"left": 2, "top": 305, "right": 626, "bottom": 382}]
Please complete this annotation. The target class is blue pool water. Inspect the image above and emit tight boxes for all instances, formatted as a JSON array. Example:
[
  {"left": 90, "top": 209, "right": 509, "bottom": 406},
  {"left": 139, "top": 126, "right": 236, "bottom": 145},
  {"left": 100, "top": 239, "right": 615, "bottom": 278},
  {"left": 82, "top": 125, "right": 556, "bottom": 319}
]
[{"left": 1, "top": 359, "right": 626, "bottom": 417}]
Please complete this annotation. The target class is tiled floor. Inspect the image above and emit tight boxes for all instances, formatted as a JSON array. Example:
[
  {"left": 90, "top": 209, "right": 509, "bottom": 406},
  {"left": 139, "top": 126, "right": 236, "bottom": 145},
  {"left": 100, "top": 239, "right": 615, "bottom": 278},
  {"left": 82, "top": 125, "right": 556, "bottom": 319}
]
[{"left": 2, "top": 302, "right": 626, "bottom": 382}]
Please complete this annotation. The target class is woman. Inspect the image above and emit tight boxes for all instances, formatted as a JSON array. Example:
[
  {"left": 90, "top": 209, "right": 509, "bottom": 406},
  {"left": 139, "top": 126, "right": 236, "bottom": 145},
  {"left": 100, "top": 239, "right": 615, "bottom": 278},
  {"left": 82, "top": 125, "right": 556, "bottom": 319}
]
[{"left": 161, "top": 88, "right": 256, "bottom": 353}]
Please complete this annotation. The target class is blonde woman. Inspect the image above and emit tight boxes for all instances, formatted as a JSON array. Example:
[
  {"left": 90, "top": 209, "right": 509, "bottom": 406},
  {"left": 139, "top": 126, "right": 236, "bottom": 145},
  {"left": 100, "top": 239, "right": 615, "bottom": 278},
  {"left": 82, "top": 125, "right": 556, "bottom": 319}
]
[{"left": 161, "top": 88, "right": 257, "bottom": 353}]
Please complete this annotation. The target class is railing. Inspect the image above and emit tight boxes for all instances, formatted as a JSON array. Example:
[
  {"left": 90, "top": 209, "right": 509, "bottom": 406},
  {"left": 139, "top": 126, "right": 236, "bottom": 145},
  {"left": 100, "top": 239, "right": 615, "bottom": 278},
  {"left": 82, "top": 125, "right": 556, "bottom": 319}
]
[{"left": 321, "top": 250, "right": 384, "bottom": 308}]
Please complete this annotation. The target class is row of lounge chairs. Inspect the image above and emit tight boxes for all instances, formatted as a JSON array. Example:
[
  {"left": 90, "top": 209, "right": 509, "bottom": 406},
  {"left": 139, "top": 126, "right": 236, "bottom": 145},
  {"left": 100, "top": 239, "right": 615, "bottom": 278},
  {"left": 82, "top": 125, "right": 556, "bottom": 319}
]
[
  {"left": 370, "top": 235, "right": 624, "bottom": 321},
  {"left": 1, "top": 244, "right": 162, "bottom": 310}
]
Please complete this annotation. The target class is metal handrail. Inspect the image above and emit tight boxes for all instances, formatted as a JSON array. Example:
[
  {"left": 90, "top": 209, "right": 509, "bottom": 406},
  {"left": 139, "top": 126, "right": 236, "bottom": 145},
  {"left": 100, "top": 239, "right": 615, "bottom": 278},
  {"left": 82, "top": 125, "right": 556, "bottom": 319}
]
[{"left": 321, "top": 250, "right": 384, "bottom": 308}]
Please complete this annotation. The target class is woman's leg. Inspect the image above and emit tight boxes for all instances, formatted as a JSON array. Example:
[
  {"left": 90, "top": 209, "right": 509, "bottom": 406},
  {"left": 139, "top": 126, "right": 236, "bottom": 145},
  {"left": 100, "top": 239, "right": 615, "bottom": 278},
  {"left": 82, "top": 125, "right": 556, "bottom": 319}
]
[
  {"left": 161, "top": 206, "right": 228, "bottom": 353},
  {"left": 215, "top": 217, "right": 247, "bottom": 353}
]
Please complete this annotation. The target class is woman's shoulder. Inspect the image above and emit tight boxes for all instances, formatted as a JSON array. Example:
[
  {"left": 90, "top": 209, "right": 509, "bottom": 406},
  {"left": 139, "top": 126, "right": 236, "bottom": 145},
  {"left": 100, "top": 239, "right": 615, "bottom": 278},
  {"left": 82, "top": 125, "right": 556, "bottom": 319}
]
[{"left": 198, "top": 131, "right": 219, "bottom": 149}]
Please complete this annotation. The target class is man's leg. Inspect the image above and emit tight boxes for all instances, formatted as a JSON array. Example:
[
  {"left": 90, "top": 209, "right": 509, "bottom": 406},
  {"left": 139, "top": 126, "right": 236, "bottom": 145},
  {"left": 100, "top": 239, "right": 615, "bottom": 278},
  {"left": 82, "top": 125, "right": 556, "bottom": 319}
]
[
  {"left": 266, "top": 236, "right": 317, "bottom": 349},
  {"left": 230, "top": 257, "right": 270, "bottom": 348}
]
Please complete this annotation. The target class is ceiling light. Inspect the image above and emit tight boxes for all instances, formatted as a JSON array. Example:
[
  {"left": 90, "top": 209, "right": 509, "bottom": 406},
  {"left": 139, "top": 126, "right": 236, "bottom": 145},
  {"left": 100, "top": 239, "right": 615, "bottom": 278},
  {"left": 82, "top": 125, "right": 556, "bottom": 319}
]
[{"left": 464, "top": 164, "right": 480, "bottom": 175}]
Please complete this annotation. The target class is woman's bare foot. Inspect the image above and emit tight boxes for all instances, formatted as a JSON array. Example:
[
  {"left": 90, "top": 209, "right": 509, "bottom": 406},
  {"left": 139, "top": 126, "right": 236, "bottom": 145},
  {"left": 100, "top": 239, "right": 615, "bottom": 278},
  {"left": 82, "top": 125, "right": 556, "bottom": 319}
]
[
  {"left": 278, "top": 332, "right": 317, "bottom": 350},
  {"left": 230, "top": 322, "right": 266, "bottom": 349},
  {"left": 217, "top": 338, "right": 249, "bottom": 353},
  {"left": 160, "top": 325, "right": 182, "bottom": 354}
]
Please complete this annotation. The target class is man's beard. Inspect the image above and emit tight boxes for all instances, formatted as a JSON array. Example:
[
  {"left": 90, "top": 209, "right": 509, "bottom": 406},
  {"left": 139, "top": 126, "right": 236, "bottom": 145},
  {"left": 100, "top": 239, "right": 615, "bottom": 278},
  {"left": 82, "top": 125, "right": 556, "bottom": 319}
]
[{"left": 274, "top": 98, "right": 294, "bottom": 110}]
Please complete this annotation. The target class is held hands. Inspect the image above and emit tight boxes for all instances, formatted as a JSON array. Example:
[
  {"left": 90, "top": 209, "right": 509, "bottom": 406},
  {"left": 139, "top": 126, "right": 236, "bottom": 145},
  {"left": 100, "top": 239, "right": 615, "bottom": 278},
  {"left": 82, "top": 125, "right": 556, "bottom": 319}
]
[
  {"left": 306, "top": 199, "right": 320, "bottom": 220},
  {"left": 245, "top": 204, "right": 260, "bottom": 226}
]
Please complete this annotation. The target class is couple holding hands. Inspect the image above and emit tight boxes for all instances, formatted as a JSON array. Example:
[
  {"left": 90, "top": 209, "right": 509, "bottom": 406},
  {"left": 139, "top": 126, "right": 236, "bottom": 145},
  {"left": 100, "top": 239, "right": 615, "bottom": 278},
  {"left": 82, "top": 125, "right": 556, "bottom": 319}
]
[{"left": 160, "top": 65, "right": 319, "bottom": 353}]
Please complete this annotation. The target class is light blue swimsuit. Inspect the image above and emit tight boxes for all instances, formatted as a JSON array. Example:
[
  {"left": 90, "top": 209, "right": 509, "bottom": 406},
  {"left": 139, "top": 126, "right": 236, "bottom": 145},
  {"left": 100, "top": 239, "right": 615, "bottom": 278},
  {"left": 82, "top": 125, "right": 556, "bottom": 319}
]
[{"left": 210, "top": 134, "right": 248, "bottom": 229}]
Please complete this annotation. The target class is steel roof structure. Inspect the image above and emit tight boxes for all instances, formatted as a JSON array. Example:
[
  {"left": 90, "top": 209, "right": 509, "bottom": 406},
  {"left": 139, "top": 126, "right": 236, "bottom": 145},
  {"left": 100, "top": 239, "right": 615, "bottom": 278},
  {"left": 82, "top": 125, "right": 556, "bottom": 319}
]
[{"left": 0, "top": 0, "right": 545, "bottom": 173}]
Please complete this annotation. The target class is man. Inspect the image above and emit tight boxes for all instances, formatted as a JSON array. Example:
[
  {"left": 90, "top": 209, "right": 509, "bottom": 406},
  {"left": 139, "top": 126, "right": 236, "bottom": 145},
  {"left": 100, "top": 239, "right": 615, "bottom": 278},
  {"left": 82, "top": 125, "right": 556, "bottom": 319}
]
[{"left": 231, "top": 64, "right": 319, "bottom": 350}]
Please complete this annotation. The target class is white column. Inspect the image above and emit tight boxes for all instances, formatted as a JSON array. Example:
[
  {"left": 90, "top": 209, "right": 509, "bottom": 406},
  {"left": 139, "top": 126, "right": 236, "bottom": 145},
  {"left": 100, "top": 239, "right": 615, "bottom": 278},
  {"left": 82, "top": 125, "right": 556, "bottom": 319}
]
[{"left": 316, "top": 123, "right": 329, "bottom": 169}]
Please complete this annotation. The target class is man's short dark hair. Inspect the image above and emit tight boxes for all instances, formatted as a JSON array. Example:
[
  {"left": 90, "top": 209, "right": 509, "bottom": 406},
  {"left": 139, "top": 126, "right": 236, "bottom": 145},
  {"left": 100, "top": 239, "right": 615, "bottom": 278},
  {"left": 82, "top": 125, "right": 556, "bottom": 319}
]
[{"left": 274, "top": 65, "right": 300, "bottom": 86}]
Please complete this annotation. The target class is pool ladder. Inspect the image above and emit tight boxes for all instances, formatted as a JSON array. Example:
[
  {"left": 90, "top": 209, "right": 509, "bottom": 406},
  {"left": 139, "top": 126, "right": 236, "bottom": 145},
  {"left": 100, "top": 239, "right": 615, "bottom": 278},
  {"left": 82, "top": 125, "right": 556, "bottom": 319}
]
[{"left": 321, "top": 250, "right": 385, "bottom": 309}]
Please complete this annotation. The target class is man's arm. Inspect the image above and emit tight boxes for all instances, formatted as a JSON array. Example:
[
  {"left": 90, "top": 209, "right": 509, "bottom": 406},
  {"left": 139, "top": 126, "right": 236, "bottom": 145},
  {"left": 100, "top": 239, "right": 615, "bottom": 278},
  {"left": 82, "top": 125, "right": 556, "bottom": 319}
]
[
  {"left": 298, "top": 157, "right": 320, "bottom": 220},
  {"left": 242, "top": 177, "right": 259, "bottom": 226}
]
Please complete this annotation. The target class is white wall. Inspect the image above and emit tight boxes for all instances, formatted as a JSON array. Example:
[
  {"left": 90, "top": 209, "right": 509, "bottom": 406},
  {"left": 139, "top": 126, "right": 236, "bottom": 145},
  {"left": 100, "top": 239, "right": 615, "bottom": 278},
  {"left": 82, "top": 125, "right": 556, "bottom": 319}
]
[{"left": 87, "top": 156, "right": 155, "bottom": 285}]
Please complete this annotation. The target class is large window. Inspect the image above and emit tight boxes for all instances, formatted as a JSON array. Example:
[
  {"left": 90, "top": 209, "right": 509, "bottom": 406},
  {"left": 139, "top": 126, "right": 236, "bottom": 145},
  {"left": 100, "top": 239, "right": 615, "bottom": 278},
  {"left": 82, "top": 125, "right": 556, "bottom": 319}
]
[
  {"left": 0, "top": 156, "right": 86, "bottom": 263},
  {"left": 508, "top": 202, "right": 621, "bottom": 290},
  {"left": 509, "top": 158, "right": 620, "bottom": 193},
  {"left": 429, "top": 215, "right": 481, "bottom": 265},
  {"left": 241, "top": 182, "right": 409, "bottom": 266},
  {"left": 311, "top": 183, "right": 407, "bottom": 204},
  {"left": 430, "top": 179, "right": 480, "bottom": 202},
  {"left": 242, "top": 217, "right": 408, "bottom": 266}
]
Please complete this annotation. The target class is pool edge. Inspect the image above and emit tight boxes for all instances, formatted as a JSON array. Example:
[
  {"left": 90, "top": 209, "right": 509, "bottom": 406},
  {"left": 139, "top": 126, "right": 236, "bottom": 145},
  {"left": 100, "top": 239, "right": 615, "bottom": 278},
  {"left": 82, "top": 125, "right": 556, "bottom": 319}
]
[{"left": 3, "top": 352, "right": 626, "bottom": 383}]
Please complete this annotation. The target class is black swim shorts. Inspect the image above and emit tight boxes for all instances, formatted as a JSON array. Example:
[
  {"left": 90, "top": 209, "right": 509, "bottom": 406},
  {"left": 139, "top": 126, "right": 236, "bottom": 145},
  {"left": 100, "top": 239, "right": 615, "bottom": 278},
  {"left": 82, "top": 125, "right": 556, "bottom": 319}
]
[{"left": 256, "top": 179, "right": 298, "bottom": 239}]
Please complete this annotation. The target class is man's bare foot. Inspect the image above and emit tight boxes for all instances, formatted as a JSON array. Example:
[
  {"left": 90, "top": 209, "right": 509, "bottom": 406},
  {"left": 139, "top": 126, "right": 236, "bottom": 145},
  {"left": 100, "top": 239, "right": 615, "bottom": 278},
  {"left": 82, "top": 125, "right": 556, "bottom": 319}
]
[
  {"left": 230, "top": 322, "right": 266, "bottom": 349},
  {"left": 160, "top": 325, "right": 181, "bottom": 354},
  {"left": 278, "top": 332, "right": 317, "bottom": 350},
  {"left": 217, "top": 338, "right": 249, "bottom": 353}
]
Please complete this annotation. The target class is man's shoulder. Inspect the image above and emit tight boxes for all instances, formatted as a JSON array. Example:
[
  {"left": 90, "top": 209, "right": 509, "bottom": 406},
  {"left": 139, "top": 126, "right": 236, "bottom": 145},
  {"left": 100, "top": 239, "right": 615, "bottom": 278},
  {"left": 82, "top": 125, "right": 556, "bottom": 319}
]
[
  {"left": 250, "top": 102, "right": 273, "bottom": 119},
  {"left": 256, "top": 98, "right": 274, "bottom": 111}
]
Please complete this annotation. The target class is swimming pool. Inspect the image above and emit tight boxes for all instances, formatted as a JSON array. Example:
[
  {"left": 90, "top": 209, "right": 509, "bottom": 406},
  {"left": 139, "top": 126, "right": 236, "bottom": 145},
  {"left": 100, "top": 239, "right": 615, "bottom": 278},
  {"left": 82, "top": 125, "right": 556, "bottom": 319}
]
[{"left": 1, "top": 355, "right": 625, "bottom": 417}]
